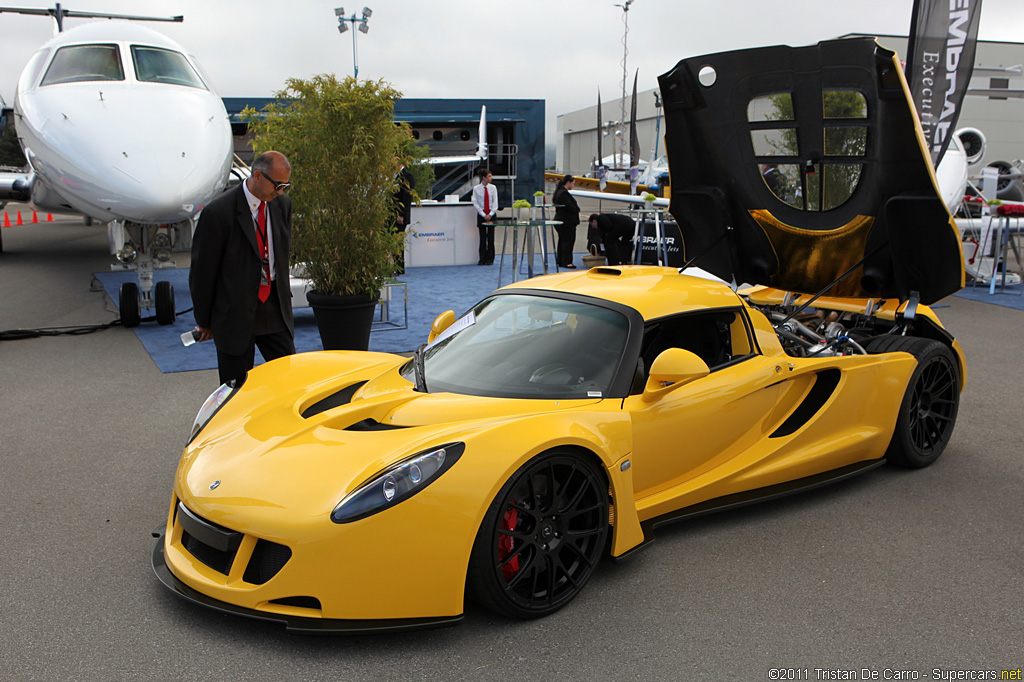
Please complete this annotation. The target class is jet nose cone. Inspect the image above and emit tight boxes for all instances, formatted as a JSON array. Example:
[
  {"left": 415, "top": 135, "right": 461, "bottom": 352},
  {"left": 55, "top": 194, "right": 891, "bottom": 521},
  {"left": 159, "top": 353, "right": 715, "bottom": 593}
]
[
  {"left": 109, "top": 92, "right": 233, "bottom": 222},
  {"left": 26, "top": 83, "right": 233, "bottom": 223}
]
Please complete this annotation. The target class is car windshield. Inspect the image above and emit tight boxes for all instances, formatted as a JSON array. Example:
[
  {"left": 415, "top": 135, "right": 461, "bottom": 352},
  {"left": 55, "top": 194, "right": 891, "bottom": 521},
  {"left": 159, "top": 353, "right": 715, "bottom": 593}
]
[
  {"left": 41, "top": 44, "right": 124, "bottom": 85},
  {"left": 131, "top": 46, "right": 206, "bottom": 89},
  {"left": 403, "top": 294, "right": 630, "bottom": 400}
]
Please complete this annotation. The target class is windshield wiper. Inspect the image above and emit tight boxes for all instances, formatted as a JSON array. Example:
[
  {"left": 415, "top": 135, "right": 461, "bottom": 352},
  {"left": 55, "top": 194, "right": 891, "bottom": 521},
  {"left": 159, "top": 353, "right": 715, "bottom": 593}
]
[{"left": 413, "top": 343, "right": 428, "bottom": 393}]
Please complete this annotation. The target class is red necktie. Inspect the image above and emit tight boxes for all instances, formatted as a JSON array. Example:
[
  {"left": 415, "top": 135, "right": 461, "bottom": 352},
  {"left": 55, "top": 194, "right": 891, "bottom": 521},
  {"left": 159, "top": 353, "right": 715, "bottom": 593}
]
[
  {"left": 483, "top": 185, "right": 490, "bottom": 214},
  {"left": 256, "top": 201, "right": 271, "bottom": 303}
]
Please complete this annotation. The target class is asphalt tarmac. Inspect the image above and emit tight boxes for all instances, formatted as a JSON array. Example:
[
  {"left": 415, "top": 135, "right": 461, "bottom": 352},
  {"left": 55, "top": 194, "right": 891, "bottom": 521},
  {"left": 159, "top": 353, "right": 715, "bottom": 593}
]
[{"left": 1, "top": 207, "right": 1022, "bottom": 681}]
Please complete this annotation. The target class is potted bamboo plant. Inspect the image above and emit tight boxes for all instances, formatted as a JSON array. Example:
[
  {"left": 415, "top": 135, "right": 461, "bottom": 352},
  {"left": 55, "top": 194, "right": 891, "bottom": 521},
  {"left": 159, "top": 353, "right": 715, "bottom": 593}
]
[{"left": 243, "top": 74, "right": 423, "bottom": 350}]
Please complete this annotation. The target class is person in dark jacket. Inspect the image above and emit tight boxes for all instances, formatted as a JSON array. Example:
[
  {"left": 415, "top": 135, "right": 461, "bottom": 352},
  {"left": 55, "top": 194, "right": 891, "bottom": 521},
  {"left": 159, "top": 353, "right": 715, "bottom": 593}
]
[
  {"left": 588, "top": 212, "right": 635, "bottom": 265},
  {"left": 552, "top": 174, "right": 581, "bottom": 268},
  {"left": 189, "top": 151, "right": 294, "bottom": 385},
  {"left": 391, "top": 164, "right": 415, "bottom": 274}
]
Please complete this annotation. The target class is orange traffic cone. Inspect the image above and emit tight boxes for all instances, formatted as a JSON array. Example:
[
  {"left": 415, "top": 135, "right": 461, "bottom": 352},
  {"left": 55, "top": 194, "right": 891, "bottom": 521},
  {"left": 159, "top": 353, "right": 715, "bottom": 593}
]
[
  {"left": 16, "top": 210, "right": 23, "bottom": 225},
  {"left": 46, "top": 213, "right": 54, "bottom": 222},
  {"left": 31, "top": 210, "right": 39, "bottom": 223},
  {"left": 3, "top": 212, "right": 9, "bottom": 227}
]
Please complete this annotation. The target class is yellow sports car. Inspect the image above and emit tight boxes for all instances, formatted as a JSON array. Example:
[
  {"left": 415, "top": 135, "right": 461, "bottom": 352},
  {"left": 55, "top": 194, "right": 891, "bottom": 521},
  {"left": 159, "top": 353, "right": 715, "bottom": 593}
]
[{"left": 153, "top": 38, "right": 966, "bottom": 633}]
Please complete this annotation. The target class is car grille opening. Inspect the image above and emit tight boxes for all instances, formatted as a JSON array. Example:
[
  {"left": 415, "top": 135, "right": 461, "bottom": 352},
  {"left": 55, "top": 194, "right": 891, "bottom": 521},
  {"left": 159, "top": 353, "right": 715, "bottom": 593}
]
[
  {"left": 175, "top": 503, "right": 291, "bottom": 583},
  {"left": 269, "top": 596, "right": 322, "bottom": 610},
  {"left": 182, "top": 530, "right": 237, "bottom": 575},
  {"left": 243, "top": 539, "right": 293, "bottom": 585}
]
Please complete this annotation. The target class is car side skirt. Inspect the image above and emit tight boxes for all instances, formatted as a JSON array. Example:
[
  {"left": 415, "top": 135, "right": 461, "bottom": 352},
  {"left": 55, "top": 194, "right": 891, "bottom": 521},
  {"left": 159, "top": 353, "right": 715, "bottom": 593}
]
[
  {"left": 151, "top": 531, "right": 463, "bottom": 635},
  {"left": 613, "top": 459, "right": 885, "bottom": 561}
]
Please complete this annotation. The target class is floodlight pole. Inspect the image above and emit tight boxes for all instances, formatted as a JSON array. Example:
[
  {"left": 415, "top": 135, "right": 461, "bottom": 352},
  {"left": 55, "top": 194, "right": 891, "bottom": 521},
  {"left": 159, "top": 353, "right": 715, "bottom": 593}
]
[
  {"left": 614, "top": 0, "right": 633, "bottom": 168},
  {"left": 335, "top": 7, "right": 372, "bottom": 79}
]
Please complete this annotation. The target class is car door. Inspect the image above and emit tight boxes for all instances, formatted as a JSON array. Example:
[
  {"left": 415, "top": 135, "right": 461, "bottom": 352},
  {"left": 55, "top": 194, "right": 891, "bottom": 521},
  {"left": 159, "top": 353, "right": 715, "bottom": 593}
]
[{"left": 624, "top": 309, "right": 796, "bottom": 516}]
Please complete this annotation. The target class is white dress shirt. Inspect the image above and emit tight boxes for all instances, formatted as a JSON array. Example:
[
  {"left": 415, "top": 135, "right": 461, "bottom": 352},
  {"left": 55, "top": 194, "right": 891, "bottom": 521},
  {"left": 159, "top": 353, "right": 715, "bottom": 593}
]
[
  {"left": 472, "top": 182, "right": 498, "bottom": 219},
  {"left": 242, "top": 180, "right": 275, "bottom": 281}
]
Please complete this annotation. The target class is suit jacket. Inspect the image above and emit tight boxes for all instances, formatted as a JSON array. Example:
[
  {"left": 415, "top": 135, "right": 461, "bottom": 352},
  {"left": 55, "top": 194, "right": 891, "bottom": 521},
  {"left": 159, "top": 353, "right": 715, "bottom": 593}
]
[
  {"left": 553, "top": 186, "right": 581, "bottom": 227},
  {"left": 189, "top": 183, "right": 294, "bottom": 355},
  {"left": 392, "top": 166, "right": 415, "bottom": 228}
]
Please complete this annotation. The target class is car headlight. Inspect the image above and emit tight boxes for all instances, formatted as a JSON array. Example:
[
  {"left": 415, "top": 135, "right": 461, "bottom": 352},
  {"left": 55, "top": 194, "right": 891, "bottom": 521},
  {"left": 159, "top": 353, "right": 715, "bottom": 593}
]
[
  {"left": 187, "top": 375, "right": 245, "bottom": 445},
  {"left": 331, "top": 443, "right": 465, "bottom": 523}
]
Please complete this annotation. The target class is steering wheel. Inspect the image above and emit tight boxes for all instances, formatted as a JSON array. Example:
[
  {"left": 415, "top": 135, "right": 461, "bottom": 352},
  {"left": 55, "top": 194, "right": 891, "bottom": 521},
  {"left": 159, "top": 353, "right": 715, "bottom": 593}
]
[{"left": 529, "top": 364, "right": 573, "bottom": 385}]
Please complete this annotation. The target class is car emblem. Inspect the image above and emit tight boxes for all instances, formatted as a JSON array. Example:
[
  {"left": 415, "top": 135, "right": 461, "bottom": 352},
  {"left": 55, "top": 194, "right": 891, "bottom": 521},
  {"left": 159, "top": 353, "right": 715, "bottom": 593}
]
[{"left": 209, "top": 480, "right": 221, "bottom": 490}]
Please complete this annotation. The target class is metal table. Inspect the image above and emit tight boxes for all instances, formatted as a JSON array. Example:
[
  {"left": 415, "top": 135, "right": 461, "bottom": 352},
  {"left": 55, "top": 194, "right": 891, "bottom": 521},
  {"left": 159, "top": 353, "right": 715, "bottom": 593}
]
[{"left": 485, "top": 218, "right": 562, "bottom": 286}]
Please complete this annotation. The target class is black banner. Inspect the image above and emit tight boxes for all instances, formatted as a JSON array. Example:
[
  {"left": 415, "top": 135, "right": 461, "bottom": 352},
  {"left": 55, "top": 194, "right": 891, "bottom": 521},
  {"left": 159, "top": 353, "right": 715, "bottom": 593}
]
[{"left": 905, "top": 0, "right": 983, "bottom": 167}]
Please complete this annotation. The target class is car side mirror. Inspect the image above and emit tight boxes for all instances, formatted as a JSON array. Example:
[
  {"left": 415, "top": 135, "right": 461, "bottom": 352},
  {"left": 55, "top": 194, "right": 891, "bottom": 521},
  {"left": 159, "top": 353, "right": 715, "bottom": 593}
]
[
  {"left": 642, "top": 348, "right": 710, "bottom": 402},
  {"left": 427, "top": 310, "right": 456, "bottom": 344}
]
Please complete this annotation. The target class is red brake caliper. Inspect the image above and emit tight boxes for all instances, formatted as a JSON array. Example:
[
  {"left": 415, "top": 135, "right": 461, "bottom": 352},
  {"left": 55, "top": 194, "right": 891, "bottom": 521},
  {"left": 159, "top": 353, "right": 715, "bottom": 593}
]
[{"left": 498, "top": 505, "right": 520, "bottom": 580}]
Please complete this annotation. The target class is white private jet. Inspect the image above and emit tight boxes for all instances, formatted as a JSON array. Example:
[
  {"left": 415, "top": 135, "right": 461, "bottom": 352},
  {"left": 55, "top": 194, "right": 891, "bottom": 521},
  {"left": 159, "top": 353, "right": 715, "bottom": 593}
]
[{"left": 0, "top": 7, "right": 234, "bottom": 327}]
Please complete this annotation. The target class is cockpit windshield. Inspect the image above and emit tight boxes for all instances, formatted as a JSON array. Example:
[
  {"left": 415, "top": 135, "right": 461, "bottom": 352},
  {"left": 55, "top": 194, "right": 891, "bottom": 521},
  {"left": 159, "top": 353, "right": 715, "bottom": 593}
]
[
  {"left": 401, "top": 294, "right": 630, "bottom": 400},
  {"left": 41, "top": 44, "right": 124, "bottom": 85},
  {"left": 131, "top": 46, "right": 206, "bottom": 89}
]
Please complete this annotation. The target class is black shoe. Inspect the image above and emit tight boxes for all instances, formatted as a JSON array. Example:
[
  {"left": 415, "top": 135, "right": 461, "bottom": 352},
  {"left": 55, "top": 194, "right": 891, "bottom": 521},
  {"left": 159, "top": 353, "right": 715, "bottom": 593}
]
[{"left": 563, "top": 263, "right": 577, "bottom": 269}]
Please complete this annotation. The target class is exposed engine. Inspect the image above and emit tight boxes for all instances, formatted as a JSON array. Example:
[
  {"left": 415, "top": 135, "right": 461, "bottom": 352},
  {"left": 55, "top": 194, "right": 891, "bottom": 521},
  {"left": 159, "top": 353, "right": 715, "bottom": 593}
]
[{"left": 750, "top": 301, "right": 902, "bottom": 359}]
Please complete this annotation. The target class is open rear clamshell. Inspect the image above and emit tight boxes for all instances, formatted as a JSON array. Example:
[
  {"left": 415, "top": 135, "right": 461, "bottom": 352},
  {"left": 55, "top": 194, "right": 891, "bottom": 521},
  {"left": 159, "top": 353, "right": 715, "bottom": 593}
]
[{"left": 658, "top": 38, "right": 964, "bottom": 305}]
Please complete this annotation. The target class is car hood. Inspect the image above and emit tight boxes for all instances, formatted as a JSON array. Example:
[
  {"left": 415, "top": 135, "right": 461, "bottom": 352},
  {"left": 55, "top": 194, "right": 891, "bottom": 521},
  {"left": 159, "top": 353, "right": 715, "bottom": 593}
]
[
  {"left": 177, "top": 352, "right": 603, "bottom": 522},
  {"left": 658, "top": 37, "right": 964, "bottom": 305}
]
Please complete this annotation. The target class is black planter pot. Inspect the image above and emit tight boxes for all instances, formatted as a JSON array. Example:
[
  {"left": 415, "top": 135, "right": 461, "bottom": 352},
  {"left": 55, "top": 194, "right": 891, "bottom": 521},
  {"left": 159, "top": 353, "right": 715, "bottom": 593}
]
[{"left": 306, "top": 290, "right": 379, "bottom": 351}]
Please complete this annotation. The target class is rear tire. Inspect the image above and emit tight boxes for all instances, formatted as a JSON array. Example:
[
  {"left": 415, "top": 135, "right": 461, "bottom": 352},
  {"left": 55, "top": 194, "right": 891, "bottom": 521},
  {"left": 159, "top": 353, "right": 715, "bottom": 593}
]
[
  {"left": 467, "top": 450, "right": 608, "bottom": 619},
  {"left": 868, "top": 336, "right": 960, "bottom": 468}
]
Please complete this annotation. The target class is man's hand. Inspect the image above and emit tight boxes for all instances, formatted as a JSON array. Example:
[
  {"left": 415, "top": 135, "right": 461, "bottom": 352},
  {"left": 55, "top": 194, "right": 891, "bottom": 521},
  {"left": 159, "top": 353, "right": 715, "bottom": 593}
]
[{"left": 197, "top": 326, "right": 213, "bottom": 343}]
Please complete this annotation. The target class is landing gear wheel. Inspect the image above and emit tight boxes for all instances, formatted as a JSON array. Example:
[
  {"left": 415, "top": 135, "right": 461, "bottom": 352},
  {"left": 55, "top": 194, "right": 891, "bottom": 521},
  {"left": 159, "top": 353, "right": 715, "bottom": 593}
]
[
  {"left": 155, "top": 280, "right": 176, "bottom": 325},
  {"left": 868, "top": 336, "right": 960, "bottom": 468},
  {"left": 467, "top": 451, "right": 608, "bottom": 619},
  {"left": 119, "top": 281, "right": 141, "bottom": 328}
]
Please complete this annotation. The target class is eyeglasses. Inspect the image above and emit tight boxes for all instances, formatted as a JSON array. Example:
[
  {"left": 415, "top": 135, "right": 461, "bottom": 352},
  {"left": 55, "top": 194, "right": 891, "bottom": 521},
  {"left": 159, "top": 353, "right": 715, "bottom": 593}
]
[{"left": 259, "top": 169, "right": 292, "bottom": 192}]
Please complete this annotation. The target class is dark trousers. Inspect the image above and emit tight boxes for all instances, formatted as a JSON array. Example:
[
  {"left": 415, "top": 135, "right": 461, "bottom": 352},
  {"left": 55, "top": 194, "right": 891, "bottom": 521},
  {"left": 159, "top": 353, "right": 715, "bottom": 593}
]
[
  {"left": 555, "top": 221, "right": 578, "bottom": 266},
  {"left": 477, "top": 216, "right": 494, "bottom": 264},
  {"left": 215, "top": 281, "right": 295, "bottom": 385}
]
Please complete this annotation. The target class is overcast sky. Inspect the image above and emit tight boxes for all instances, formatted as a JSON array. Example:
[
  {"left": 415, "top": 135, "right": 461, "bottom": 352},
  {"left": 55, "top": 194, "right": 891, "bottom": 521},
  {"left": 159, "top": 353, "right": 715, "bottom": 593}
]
[{"left": 2, "top": 0, "right": 1022, "bottom": 144}]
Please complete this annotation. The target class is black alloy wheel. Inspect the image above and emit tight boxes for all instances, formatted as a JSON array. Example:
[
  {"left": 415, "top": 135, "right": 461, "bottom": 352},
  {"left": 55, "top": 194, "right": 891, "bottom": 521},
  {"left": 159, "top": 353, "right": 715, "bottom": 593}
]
[
  {"left": 468, "top": 451, "right": 609, "bottom": 619},
  {"left": 868, "top": 336, "right": 960, "bottom": 468}
]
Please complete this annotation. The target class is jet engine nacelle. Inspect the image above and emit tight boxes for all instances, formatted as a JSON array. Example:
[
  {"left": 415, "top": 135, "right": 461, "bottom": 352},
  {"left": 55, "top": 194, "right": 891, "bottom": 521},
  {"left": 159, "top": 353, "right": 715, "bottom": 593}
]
[
  {"left": 954, "top": 128, "right": 1024, "bottom": 201},
  {"left": 986, "top": 159, "right": 1024, "bottom": 201},
  {"left": 956, "top": 127, "right": 986, "bottom": 166}
]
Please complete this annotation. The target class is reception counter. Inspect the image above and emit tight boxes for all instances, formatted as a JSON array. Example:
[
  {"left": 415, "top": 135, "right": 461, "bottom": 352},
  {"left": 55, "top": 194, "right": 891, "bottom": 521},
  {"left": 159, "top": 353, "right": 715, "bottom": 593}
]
[{"left": 404, "top": 202, "right": 479, "bottom": 266}]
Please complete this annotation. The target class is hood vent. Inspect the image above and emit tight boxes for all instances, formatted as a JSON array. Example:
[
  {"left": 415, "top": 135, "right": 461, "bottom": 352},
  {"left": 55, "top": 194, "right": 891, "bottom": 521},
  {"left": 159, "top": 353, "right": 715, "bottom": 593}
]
[
  {"left": 300, "top": 381, "right": 367, "bottom": 419},
  {"left": 344, "top": 418, "right": 406, "bottom": 432}
]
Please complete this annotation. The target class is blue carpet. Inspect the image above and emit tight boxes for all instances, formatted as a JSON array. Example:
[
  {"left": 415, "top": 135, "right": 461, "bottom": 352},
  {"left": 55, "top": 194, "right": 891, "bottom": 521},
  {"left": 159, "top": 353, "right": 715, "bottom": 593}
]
[
  {"left": 953, "top": 282, "right": 1024, "bottom": 311},
  {"left": 95, "top": 251, "right": 572, "bottom": 373}
]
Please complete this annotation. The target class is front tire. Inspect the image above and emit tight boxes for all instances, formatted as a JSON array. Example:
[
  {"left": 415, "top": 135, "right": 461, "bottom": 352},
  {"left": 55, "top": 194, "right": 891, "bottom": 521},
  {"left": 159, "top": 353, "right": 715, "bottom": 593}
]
[
  {"left": 119, "top": 282, "right": 141, "bottom": 328},
  {"left": 869, "top": 336, "right": 960, "bottom": 468},
  {"left": 467, "top": 451, "right": 609, "bottom": 619},
  {"left": 155, "top": 280, "right": 176, "bottom": 325}
]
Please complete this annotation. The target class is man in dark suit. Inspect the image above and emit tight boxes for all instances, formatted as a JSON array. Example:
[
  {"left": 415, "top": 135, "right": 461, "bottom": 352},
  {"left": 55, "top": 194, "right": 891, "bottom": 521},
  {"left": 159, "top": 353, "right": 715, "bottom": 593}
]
[
  {"left": 391, "top": 164, "right": 415, "bottom": 274},
  {"left": 189, "top": 151, "right": 295, "bottom": 385},
  {"left": 588, "top": 213, "right": 635, "bottom": 265}
]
